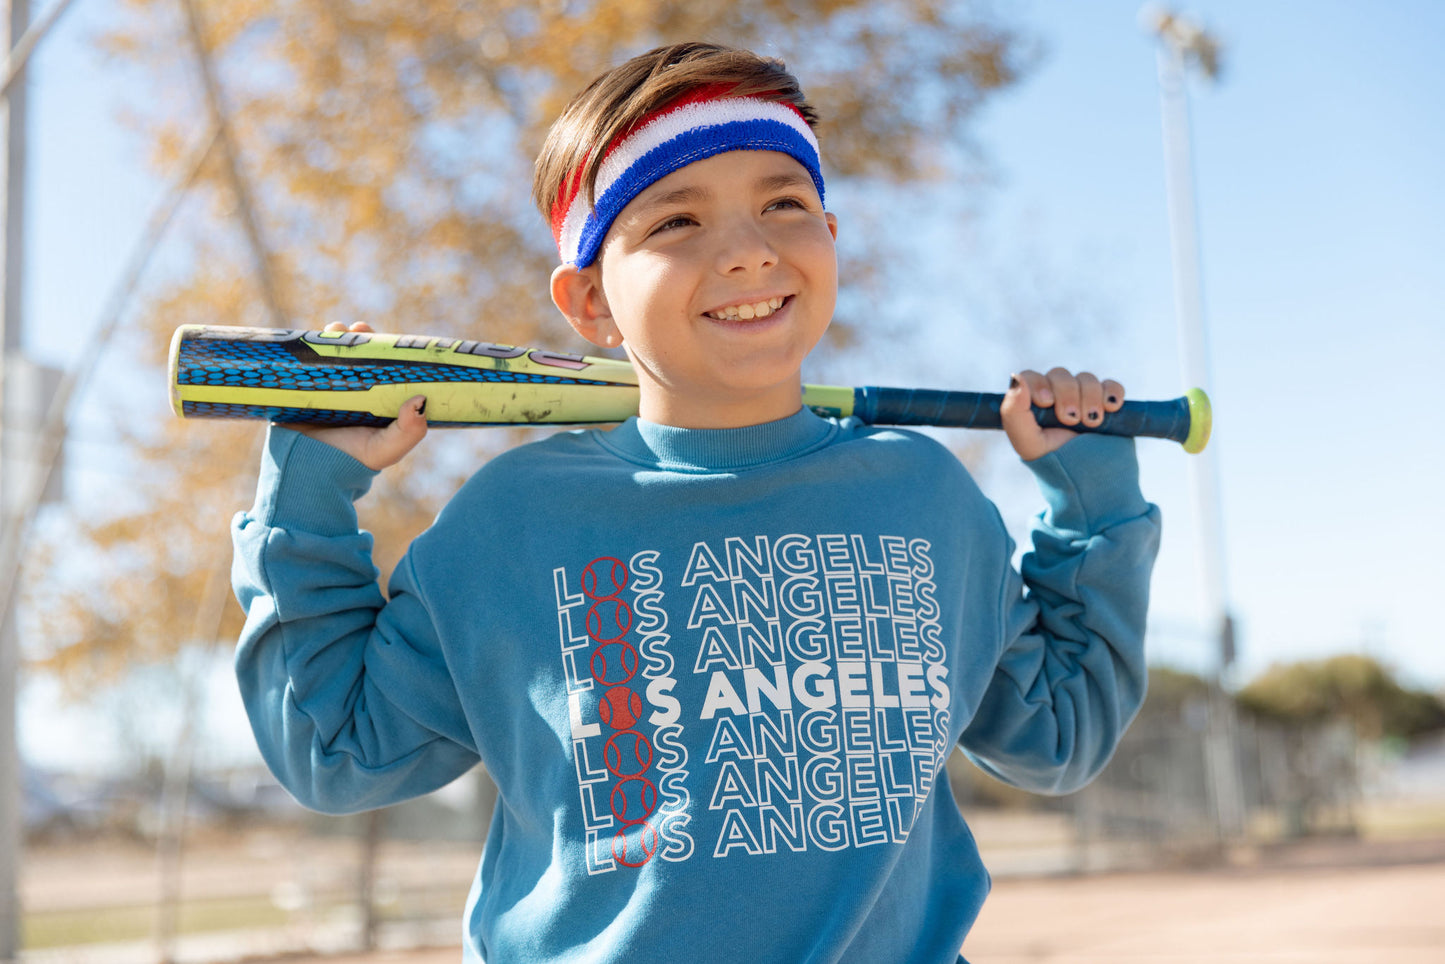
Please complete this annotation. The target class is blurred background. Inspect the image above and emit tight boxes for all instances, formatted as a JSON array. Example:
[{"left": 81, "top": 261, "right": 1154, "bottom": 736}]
[{"left": 1, "top": 0, "right": 1442, "bottom": 961}]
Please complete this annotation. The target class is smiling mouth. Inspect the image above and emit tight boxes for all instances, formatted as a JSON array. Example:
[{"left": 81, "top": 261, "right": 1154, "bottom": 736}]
[{"left": 704, "top": 296, "right": 788, "bottom": 321}]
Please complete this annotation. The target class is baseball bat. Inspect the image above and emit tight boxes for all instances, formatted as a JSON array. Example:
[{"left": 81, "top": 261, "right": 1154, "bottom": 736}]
[{"left": 168, "top": 325, "right": 1212, "bottom": 453}]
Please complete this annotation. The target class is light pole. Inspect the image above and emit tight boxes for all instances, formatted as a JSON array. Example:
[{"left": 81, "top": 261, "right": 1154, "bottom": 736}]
[
  {"left": 2, "top": 0, "right": 80, "bottom": 954},
  {"left": 1141, "top": 4, "right": 1246, "bottom": 844},
  {"left": 0, "top": 0, "right": 29, "bottom": 951}
]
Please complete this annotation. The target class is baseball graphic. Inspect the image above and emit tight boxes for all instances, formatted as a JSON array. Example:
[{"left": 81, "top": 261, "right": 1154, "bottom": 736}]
[
  {"left": 604, "top": 730, "right": 654, "bottom": 779},
  {"left": 598, "top": 685, "right": 643, "bottom": 731}
]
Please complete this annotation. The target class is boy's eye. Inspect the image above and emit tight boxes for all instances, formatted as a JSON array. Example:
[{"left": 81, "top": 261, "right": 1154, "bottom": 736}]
[
  {"left": 651, "top": 215, "right": 696, "bottom": 235},
  {"left": 765, "top": 197, "right": 805, "bottom": 212}
]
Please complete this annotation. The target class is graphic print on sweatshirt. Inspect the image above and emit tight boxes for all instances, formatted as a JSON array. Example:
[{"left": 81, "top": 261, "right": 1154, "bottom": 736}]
[{"left": 554, "top": 535, "right": 952, "bottom": 875}]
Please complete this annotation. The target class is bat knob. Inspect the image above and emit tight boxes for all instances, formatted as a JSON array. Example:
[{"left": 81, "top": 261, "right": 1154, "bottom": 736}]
[{"left": 1183, "top": 388, "right": 1212, "bottom": 454}]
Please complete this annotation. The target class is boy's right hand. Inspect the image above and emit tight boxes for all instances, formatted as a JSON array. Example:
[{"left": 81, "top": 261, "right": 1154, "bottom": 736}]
[
  {"left": 1001, "top": 367, "right": 1124, "bottom": 462},
  {"left": 282, "top": 322, "right": 430, "bottom": 471}
]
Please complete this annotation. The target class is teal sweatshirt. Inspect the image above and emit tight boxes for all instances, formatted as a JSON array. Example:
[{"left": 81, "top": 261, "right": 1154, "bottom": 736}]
[{"left": 232, "top": 408, "right": 1160, "bottom": 963}]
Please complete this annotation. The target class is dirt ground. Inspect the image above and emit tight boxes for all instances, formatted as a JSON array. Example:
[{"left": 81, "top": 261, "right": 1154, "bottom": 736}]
[
  {"left": 20, "top": 830, "right": 1445, "bottom": 963},
  {"left": 285, "top": 841, "right": 1445, "bottom": 964},
  {"left": 966, "top": 859, "right": 1445, "bottom": 963}
]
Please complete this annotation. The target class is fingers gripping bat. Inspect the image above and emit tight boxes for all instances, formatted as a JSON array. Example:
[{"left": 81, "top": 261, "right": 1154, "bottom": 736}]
[{"left": 168, "top": 325, "right": 1212, "bottom": 453}]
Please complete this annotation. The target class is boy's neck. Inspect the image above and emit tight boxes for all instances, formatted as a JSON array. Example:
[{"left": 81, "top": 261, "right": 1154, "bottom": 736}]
[{"left": 635, "top": 381, "right": 805, "bottom": 429}]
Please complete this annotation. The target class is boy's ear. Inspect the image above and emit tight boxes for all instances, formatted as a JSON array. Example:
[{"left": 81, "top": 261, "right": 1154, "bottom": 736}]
[{"left": 551, "top": 264, "right": 621, "bottom": 348}]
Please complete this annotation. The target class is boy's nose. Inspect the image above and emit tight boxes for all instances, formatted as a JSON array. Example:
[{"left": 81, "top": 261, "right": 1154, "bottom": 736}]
[{"left": 715, "top": 219, "right": 779, "bottom": 275}]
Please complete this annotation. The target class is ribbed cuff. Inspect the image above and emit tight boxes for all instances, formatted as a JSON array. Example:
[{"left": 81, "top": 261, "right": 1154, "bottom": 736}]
[
  {"left": 249, "top": 426, "right": 379, "bottom": 535},
  {"left": 1026, "top": 434, "right": 1149, "bottom": 535}
]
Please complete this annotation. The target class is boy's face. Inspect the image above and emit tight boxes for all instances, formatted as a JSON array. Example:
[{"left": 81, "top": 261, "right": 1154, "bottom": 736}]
[{"left": 552, "top": 149, "right": 838, "bottom": 429}]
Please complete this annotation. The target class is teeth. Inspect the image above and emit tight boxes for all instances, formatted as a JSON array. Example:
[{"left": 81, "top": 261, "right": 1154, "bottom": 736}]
[{"left": 708, "top": 297, "right": 786, "bottom": 321}]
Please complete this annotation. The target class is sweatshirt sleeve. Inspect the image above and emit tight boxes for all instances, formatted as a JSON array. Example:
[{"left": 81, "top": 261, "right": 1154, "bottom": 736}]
[
  {"left": 958, "top": 434, "right": 1161, "bottom": 795},
  {"left": 231, "top": 427, "right": 479, "bottom": 814}
]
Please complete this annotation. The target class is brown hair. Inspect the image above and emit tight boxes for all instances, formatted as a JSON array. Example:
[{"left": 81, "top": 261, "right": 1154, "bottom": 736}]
[{"left": 531, "top": 42, "right": 819, "bottom": 222}]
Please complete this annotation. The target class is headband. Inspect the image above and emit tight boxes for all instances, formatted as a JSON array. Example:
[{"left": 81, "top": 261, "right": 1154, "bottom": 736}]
[{"left": 549, "top": 90, "right": 826, "bottom": 268}]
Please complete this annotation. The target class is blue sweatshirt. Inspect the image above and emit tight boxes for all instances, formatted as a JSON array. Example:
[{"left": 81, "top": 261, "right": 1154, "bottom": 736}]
[{"left": 232, "top": 408, "right": 1160, "bottom": 963}]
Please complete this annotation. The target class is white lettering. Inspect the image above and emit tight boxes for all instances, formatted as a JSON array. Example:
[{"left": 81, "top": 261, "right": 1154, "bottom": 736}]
[{"left": 701, "top": 672, "right": 746, "bottom": 719}]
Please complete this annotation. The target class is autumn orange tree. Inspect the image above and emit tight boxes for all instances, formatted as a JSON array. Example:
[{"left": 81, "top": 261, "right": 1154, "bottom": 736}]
[{"left": 25, "top": 0, "right": 1036, "bottom": 684}]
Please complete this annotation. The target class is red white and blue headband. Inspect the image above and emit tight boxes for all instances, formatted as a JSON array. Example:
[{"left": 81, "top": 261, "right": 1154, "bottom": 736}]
[{"left": 549, "top": 89, "right": 825, "bottom": 268}]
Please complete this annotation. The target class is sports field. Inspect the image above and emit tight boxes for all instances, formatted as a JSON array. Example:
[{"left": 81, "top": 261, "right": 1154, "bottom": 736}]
[
  {"left": 236, "top": 840, "right": 1445, "bottom": 964},
  {"left": 20, "top": 830, "right": 1445, "bottom": 962}
]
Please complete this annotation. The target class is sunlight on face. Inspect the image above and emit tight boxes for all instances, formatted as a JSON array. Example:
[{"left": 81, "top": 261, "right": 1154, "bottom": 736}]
[{"left": 593, "top": 150, "right": 839, "bottom": 428}]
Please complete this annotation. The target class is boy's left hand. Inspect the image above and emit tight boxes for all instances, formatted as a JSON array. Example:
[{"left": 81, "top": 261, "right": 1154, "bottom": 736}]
[
  {"left": 283, "top": 322, "right": 430, "bottom": 470},
  {"left": 1002, "top": 368, "right": 1125, "bottom": 462}
]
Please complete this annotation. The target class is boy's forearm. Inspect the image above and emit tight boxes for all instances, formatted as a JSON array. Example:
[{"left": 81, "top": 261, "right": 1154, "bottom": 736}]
[
  {"left": 242, "top": 426, "right": 379, "bottom": 533},
  {"left": 232, "top": 427, "right": 477, "bottom": 813},
  {"left": 961, "top": 435, "right": 1161, "bottom": 795}
]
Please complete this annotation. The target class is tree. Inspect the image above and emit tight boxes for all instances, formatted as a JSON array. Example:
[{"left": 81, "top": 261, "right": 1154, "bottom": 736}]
[
  {"left": 1237, "top": 654, "right": 1445, "bottom": 742},
  {"left": 25, "top": 1, "right": 1037, "bottom": 682}
]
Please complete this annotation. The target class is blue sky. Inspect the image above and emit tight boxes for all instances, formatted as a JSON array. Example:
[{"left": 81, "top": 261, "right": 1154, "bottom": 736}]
[
  {"left": 15, "top": 0, "right": 1445, "bottom": 771},
  {"left": 965, "top": 0, "right": 1445, "bottom": 689}
]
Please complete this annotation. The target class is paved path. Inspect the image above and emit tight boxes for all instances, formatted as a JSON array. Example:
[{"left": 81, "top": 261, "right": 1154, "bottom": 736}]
[
  {"left": 289, "top": 852, "right": 1445, "bottom": 964},
  {"left": 965, "top": 859, "right": 1445, "bottom": 962},
  {"left": 23, "top": 838, "right": 1444, "bottom": 964}
]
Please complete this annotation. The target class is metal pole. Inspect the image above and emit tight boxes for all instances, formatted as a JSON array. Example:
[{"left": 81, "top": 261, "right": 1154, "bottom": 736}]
[
  {"left": 0, "top": 0, "right": 77, "bottom": 98},
  {"left": 0, "top": 0, "right": 27, "bottom": 951},
  {"left": 1155, "top": 41, "right": 1232, "bottom": 665},
  {"left": 1145, "top": 6, "right": 1246, "bottom": 843},
  {"left": 0, "top": 123, "right": 218, "bottom": 632},
  {"left": 177, "top": 0, "right": 289, "bottom": 329}
]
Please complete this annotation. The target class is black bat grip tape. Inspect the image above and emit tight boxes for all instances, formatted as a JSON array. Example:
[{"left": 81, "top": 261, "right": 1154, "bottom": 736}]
[{"left": 854, "top": 387, "right": 1192, "bottom": 444}]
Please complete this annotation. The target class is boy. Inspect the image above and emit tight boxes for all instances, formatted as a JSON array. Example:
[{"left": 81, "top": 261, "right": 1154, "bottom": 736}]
[{"left": 232, "top": 42, "right": 1160, "bottom": 963}]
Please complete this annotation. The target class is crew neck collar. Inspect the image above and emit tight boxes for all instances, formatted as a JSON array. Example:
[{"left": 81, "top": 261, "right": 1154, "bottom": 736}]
[{"left": 596, "top": 407, "right": 837, "bottom": 473}]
